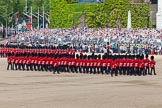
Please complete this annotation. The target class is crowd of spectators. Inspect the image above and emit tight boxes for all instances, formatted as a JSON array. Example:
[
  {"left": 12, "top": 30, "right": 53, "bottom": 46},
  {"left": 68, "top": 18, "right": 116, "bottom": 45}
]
[{"left": 7, "top": 27, "right": 162, "bottom": 55}]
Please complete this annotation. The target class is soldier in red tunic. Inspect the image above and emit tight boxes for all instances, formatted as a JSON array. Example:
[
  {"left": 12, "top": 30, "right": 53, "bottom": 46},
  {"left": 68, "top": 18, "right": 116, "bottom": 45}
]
[
  {"left": 26, "top": 57, "right": 31, "bottom": 71},
  {"left": 134, "top": 55, "right": 140, "bottom": 76},
  {"left": 110, "top": 57, "right": 117, "bottom": 77},
  {"left": 92, "top": 55, "right": 97, "bottom": 74},
  {"left": 101, "top": 55, "right": 107, "bottom": 74},
  {"left": 139, "top": 55, "right": 145, "bottom": 76},
  {"left": 129, "top": 55, "right": 135, "bottom": 76},
  {"left": 86, "top": 55, "right": 90, "bottom": 74},
  {"left": 89, "top": 56, "right": 94, "bottom": 74},
  {"left": 118, "top": 55, "right": 123, "bottom": 75},
  {"left": 150, "top": 56, "right": 156, "bottom": 75},
  {"left": 143, "top": 54, "right": 150, "bottom": 75},
  {"left": 71, "top": 57, "right": 76, "bottom": 73},
  {"left": 82, "top": 55, "right": 87, "bottom": 73},
  {"left": 106, "top": 55, "right": 112, "bottom": 74},
  {"left": 53, "top": 57, "right": 60, "bottom": 74},
  {"left": 7, "top": 53, "right": 12, "bottom": 70},
  {"left": 75, "top": 54, "right": 80, "bottom": 73},
  {"left": 96, "top": 55, "right": 102, "bottom": 74},
  {"left": 49, "top": 57, "right": 54, "bottom": 72}
]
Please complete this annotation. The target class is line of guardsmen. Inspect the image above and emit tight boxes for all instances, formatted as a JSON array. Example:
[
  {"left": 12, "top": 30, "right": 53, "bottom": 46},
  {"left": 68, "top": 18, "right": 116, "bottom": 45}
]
[
  {"left": 0, "top": 44, "right": 75, "bottom": 58},
  {"left": 6, "top": 50, "right": 156, "bottom": 76}
]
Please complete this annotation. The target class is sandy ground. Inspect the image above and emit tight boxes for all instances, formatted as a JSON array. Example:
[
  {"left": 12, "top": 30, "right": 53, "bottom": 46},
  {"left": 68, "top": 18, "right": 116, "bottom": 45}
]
[{"left": 0, "top": 56, "right": 162, "bottom": 108}]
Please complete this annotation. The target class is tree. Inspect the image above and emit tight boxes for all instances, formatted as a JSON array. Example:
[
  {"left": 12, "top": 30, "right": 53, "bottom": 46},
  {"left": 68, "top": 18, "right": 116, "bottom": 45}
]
[{"left": 0, "top": 0, "right": 50, "bottom": 27}]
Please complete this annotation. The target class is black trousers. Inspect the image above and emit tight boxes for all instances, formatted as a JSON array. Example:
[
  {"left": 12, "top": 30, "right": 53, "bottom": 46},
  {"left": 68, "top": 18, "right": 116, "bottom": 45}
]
[
  {"left": 75, "top": 66, "right": 79, "bottom": 73},
  {"left": 107, "top": 67, "right": 111, "bottom": 74},
  {"left": 121, "top": 67, "right": 125, "bottom": 75},
  {"left": 7, "top": 63, "right": 13, "bottom": 70},
  {"left": 82, "top": 66, "right": 86, "bottom": 73},
  {"left": 53, "top": 66, "right": 59, "bottom": 74},
  {"left": 127, "top": 67, "right": 133, "bottom": 75},
  {"left": 134, "top": 67, "right": 139, "bottom": 76},
  {"left": 139, "top": 68, "right": 144, "bottom": 76},
  {"left": 71, "top": 65, "right": 75, "bottom": 73},
  {"left": 26, "top": 64, "right": 32, "bottom": 71},
  {"left": 41, "top": 64, "right": 47, "bottom": 71},
  {"left": 15, "top": 63, "right": 18, "bottom": 70},
  {"left": 150, "top": 68, "right": 156, "bottom": 75},
  {"left": 34, "top": 64, "right": 37, "bottom": 71},
  {"left": 49, "top": 65, "right": 53, "bottom": 72},
  {"left": 89, "top": 66, "right": 93, "bottom": 74},
  {"left": 129, "top": 67, "right": 134, "bottom": 75},
  {"left": 145, "top": 67, "right": 150, "bottom": 75},
  {"left": 79, "top": 66, "right": 82, "bottom": 73},
  {"left": 97, "top": 67, "right": 101, "bottom": 74},
  {"left": 111, "top": 69, "right": 117, "bottom": 77},
  {"left": 86, "top": 66, "right": 89, "bottom": 73},
  {"left": 118, "top": 67, "right": 122, "bottom": 75},
  {"left": 101, "top": 67, "right": 107, "bottom": 74},
  {"left": 18, "top": 64, "right": 25, "bottom": 70}
]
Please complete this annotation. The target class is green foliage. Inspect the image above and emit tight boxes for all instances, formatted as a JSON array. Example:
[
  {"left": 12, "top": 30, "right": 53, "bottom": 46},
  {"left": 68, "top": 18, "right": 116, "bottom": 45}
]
[
  {"left": 66, "top": 0, "right": 79, "bottom": 4},
  {"left": 0, "top": 0, "right": 50, "bottom": 27},
  {"left": 50, "top": 0, "right": 152, "bottom": 28}
]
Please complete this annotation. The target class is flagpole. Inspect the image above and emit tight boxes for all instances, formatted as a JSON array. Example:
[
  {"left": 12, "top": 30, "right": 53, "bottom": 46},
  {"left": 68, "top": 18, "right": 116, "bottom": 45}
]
[
  {"left": 31, "top": 6, "right": 32, "bottom": 30},
  {"left": 6, "top": 9, "right": 8, "bottom": 38},
  {"left": 43, "top": 6, "right": 44, "bottom": 28},
  {"left": 26, "top": 0, "right": 28, "bottom": 14},
  {"left": 38, "top": 7, "right": 39, "bottom": 29}
]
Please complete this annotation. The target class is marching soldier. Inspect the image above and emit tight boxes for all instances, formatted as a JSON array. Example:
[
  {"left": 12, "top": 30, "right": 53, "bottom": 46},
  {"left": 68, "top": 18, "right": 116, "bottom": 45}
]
[
  {"left": 150, "top": 56, "right": 156, "bottom": 75},
  {"left": 143, "top": 54, "right": 150, "bottom": 75},
  {"left": 139, "top": 55, "right": 145, "bottom": 76},
  {"left": 7, "top": 53, "right": 13, "bottom": 70},
  {"left": 110, "top": 57, "right": 117, "bottom": 77}
]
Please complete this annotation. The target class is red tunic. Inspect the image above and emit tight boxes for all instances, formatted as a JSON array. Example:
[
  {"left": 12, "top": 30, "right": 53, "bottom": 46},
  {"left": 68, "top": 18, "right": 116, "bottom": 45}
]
[
  {"left": 126, "top": 59, "right": 131, "bottom": 67},
  {"left": 57, "top": 59, "right": 61, "bottom": 66},
  {"left": 107, "top": 59, "right": 112, "bottom": 67},
  {"left": 129, "top": 59, "right": 134, "bottom": 68},
  {"left": 150, "top": 60, "right": 155, "bottom": 68},
  {"left": 111, "top": 61, "right": 116, "bottom": 69},
  {"left": 82, "top": 59, "right": 86, "bottom": 67},
  {"left": 106, "top": 45, "right": 110, "bottom": 52},
  {"left": 31, "top": 57, "right": 34, "bottom": 64},
  {"left": 7, "top": 56, "right": 12, "bottom": 63},
  {"left": 19, "top": 57, "right": 23, "bottom": 64},
  {"left": 118, "top": 59, "right": 123, "bottom": 67},
  {"left": 139, "top": 60, "right": 145, "bottom": 69},
  {"left": 102, "top": 59, "right": 107, "bottom": 67},
  {"left": 23, "top": 57, "right": 27, "bottom": 64},
  {"left": 71, "top": 58, "right": 76, "bottom": 66},
  {"left": 90, "top": 60, "right": 94, "bottom": 67},
  {"left": 97, "top": 59, "right": 101, "bottom": 67},
  {"left": 50, "top": 58, "right": 54, "bottom": 65},
  {"left": 75, "top": 59, "right": 79, "bottom": 67},
  {"left": 143, "top": 58, "right": 150, "bottom": 67},
  {"left": 14, "top": 57, "right": 19, "bottom": 64},
  {"left": 134, "top": 59, "right": 140, "bottom": 68},
  {"left": 45, "top": 58, "right": 50, "bottom": 65},
  {"left": 123, "top": 60, "right": 127, "bottom": 67},
  {"left": 64, "top": 58, "right": 68, "bottom": 66},
  {"left": 79, "top": 59, "right": 83, "bottom": 67},
  {"left": 53, "top": 59, "right": 58, "bottom": 67},
  {"left": 93, "top": 60, "right": 97, "bottom": 67},
  {"left": 34, "top": 57, "right": 38, "bottom": 64},
  {"left": 26, "top": 58, "right": 31, "bottom": 64}
]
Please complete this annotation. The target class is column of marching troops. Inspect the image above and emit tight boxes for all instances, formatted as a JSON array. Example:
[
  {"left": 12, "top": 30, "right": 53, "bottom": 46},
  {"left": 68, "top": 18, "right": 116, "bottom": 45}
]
[{"left": 0, "top": 44, "right": 157, "bottom": 77}]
